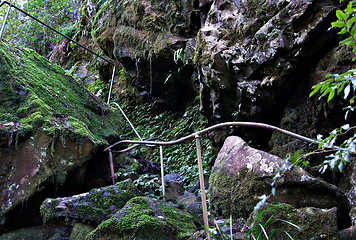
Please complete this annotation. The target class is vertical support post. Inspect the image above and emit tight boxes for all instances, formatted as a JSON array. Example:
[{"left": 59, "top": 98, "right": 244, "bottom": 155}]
[
  {"left": 0, "top": 4, "right": 12, "bottom": 39},
  {"left": 109, "top": 149, "right": 115, "bottom": 185},
  {"left": 195, "top": 134, "right": 210, "bottom": 240},
  {"left": 107, "top": 65, "right": 116, "bottom": 104},
  {"left": 159, "top": 146, "right": 165, "bottom": 198}
]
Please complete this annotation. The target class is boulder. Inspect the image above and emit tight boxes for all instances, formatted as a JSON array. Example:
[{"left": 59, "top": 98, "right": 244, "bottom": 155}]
[
  {"left": 176, "top": 192, "right": 203, "bottom": 223},
  {"left": 247, "top": 203, "right": 339, "bottom": 240},
  {"left": 0, "top": 225, "right": 71, "bottom": 240},
  {"left": 0, "top": 41, "right": 125, "bottom": 233},
  {"left": 68, "top": 223, "right": 95, "bottom": 240},
  {"left": 87, "top": 196, "right": 196, "bottom": 240},
  {"left": 209, "top": 136, "right": 350, "bottom": 228},
  {"left": 164, "top": 173, "right": 185, "bottom": 201},
  {"left": 40, "top": 179, "right": 141, "bottom": 225}
]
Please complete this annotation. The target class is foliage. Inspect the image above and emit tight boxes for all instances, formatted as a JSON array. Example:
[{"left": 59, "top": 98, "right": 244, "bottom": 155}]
[
  {"left": 245, "top": 206, "right": 300, "bottom": 240},
  {"left": 308, "top": 0, "right": 356, "bottom": 173},
  {"left": 133, "top": 173, "right": 161, "bottom": 197},
  {"left": 1, "top": 0, "right": 80, "bottom": 56},
  {"left": 245, "top": 205, "right": 301, "bottom": 240},
  {"left": 119, "top": 97, "right": 215, "bottom": 187}
]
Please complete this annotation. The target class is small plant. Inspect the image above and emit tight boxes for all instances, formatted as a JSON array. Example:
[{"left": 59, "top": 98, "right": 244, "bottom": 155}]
[
  {"left": 133, "top": 173, "right": 161, "bottom": 197},
  {"left": 245, "top": 206, "right": 301, "bottom": 240},
  {"left": 308, "top": 0, "right": 356, "bottom": 173}
]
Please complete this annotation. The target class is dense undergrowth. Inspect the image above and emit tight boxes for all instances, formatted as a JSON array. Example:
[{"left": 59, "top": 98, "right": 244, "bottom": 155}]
[{"left": 118, "top": 97, "right": 216, "bottom": 187}]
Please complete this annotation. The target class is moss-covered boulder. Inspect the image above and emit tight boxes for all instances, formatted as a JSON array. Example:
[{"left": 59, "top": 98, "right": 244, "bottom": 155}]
[
  {"left": 87, "top": 196, "right": 196, "bottom": 240},
  {"left": 0, "top": 41, "right": 125, "bottom": 231},
  {"left": 247, "top": 203, "right": 339, "bottom": 240},
  {"left": 209, "top": 136, "right": 350, "bottom": 228},
  {"left": 40, "top": 179, "right": 141, "bottom": 225}
]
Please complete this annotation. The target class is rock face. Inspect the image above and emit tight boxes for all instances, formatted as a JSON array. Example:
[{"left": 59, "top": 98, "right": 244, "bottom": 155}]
[
  {"left": 87, "top": 0, "right": 199, "bottom": 110},
  {"left": 209, "top": 136, "right": 350, "bottom": 228},
  {"left": 87, "top": 196, "right": 196, "bottom": 240},
  {"left": 0, "top": 41, "right": 125, "bottom": 233},
  {"left": 195, "top": 0, "right": 343, "bottom": 124}
]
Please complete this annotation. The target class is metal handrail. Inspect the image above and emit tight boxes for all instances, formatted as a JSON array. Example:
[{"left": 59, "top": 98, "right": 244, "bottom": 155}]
[
  {"left": 0, "top": 0, "right": 143, "bottom": 140},
  {"left": 104, "top": 121, "right": 323, "bottom": 151}
]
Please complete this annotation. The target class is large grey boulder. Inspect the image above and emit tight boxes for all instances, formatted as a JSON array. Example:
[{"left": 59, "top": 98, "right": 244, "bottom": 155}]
[{"left": 209, "top": 136, "right": 350, "bottom": 228}]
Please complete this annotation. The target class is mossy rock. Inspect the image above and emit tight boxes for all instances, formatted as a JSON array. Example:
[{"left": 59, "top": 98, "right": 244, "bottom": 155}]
[
  {"left": 0, "top": 40, "right": 127, "bottom": 228},
  {"left": 247, "top": 203, "right": 339, "bottom": 240},
  {"left": 40, "top": 179, "right": 141, "bottom": 225},
  {"left": 0, "top": 225, "right": 70, "bottom": 240},
  {"left": 69, "top": 223, "right": 95, "bottom": 240},
  {"left": 87, "top": 196, "right": 196, "bottom": 240},
  {"left": 0, "top": 41, "right": 124, "bottom": 145}
]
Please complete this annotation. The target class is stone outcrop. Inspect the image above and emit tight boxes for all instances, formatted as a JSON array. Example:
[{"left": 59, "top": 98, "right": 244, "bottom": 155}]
[
  {"left": 85, "top": 0, "right": 200, "bottom": 110},
  {"left": 0, "top": 41, "right": 125, "bottom": 233},
  {"left": 209, "top": 136, "right": 350, "bottom": 228},
  {"left": 195, "top": 0, "right": 344, "bottom": 124}
]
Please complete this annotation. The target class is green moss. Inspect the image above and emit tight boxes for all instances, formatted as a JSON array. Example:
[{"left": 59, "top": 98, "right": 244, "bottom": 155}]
[
  {"left": 0, "top": 41, "right": 124, "bottom": 145},
  {"left": 248, "top": 203, "right": 339, "bottom": 240},
  {"left": 87, "top": 197, "right": 196, "bottom": 240},
  {"left": 209, "top": 167, "right": 268, "bottom": 219},
  {"left": 40, "top": 179, "right": 141, "bottom": 225}
]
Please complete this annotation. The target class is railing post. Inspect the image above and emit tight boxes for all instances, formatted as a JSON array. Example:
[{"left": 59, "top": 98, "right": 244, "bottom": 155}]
[
  {"left": 195, "top": 134, "right": 210, "bottom": 240},
  {"left": 0, "top": 3, "right": 11, "bottom": 39},
  {"left": 159, "top": 146, "right": 165, "bottom": 198},
  {"left": 109, "top": 149, "right": 115, "bottom": 185},
  {"left": 107, "top": 65, "right": 116, "bottom": 104}
]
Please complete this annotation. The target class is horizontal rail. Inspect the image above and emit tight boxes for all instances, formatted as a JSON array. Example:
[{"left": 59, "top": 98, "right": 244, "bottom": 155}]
[
  {"left": 104, "top": 121, "right": 356, "bottom": 155},
  {"left": 0, "top": 1, "right": 115, "bottom": 65}
]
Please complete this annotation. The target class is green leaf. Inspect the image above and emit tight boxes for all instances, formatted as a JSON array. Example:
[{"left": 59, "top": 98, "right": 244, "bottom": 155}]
[
  {"left": 340, "top": 37, "right": 353, "bottom": 44},
  {"left": 339, "top": 28, "right": 348, "bottom": 34},
  {"left": 347, "top": 16, "right": 356, "bottom": 27},
  {"left": 328, "top": 90, "right": 335, "bottom": 102},
  {"left": 309, "top": 84, "right": 322, "bottom": 97},
  {"left": 336, "top": 10, "right": 346, "bottom": 20},
  {"left": 332, "top": 20, "right": 345, "bottom": 28}
]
